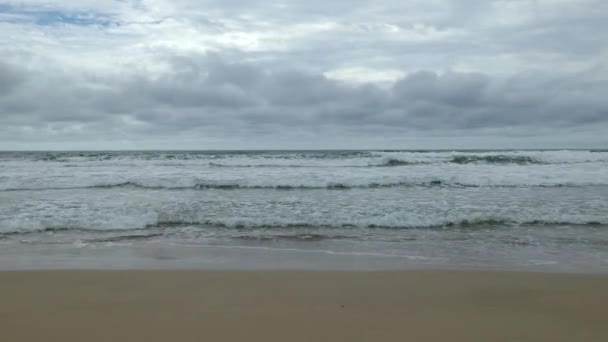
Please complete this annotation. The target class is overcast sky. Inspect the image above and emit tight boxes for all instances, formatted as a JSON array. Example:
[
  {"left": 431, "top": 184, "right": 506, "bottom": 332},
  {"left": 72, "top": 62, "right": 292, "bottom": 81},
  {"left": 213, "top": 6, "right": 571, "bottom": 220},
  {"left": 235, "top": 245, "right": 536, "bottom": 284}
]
[{"left": 1, "top": 0, "right": 607, "bottom": 150}]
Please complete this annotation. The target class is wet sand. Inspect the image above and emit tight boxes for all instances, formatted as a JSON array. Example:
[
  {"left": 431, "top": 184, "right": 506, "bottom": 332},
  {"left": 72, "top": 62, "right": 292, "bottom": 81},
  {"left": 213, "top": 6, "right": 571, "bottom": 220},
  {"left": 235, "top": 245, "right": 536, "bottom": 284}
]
[{"left": 1, "top": 271, "right": 607, "bottom": 341}]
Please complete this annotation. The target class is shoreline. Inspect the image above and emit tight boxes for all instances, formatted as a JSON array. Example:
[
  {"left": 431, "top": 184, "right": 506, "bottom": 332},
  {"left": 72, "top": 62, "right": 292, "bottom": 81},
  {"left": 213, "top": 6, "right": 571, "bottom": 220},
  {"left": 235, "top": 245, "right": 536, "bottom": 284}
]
[
  {"left": 2, "top": 270, "right": 608, "bottom": 341},
  {"left": 3, "top": 241, "right": 608, "bottom": 273}
]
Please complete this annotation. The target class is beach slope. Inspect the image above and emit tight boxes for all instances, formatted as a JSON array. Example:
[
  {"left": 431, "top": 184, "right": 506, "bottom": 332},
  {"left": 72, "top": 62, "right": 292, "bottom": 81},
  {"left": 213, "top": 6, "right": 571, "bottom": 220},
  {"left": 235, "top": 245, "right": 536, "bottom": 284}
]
[{"left": 2, "top": 271, "right": 607, "bottom": 341}]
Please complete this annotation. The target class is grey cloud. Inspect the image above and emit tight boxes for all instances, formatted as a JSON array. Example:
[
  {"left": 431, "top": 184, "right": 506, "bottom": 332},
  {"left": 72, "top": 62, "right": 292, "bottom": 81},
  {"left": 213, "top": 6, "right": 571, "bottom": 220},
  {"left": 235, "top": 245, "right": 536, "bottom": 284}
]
[
  {"left": 0, "top": 62, "right": 24, "bottom": 96},
  {"left": 1, "top": 54, "right": 607, "bottom": 146},
  {"left": 393, "top": 71, "right": 490, "bottom": 107}
]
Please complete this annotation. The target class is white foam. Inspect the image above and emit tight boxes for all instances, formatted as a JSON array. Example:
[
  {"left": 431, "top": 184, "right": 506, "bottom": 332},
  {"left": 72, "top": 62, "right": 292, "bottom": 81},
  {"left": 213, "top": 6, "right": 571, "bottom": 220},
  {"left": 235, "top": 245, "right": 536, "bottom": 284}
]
[{"left": 3, "top": 150, "right": 608, "bottom": 192}]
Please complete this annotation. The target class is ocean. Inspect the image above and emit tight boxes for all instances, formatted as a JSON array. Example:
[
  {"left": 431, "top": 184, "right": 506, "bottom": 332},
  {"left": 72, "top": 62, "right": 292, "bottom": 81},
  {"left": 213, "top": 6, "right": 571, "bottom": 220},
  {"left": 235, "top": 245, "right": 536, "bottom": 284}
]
[{"left": 1, "top": 150, "right": 607, "bottom": 271}]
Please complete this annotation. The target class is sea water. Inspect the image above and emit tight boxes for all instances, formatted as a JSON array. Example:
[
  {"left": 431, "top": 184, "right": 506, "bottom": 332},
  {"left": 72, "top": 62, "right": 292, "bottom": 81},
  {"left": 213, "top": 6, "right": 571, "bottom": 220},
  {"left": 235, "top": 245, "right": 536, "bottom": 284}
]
[{"left": 1, "top": 150, "right": 607, "bottom": 271}]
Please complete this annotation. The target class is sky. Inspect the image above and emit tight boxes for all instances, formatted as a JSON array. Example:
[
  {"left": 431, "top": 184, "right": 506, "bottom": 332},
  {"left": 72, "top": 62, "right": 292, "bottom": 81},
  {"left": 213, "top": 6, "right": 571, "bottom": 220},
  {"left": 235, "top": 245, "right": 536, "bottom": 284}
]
[{"left": 0, "top": 0, "right": 607, "bottom": 150}]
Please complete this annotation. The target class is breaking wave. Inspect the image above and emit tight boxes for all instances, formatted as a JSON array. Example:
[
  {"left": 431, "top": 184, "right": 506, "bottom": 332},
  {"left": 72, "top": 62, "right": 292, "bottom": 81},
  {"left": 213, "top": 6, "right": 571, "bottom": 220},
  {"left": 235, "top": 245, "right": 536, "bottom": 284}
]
[
  {"left": 208, "top": 158, "right": 423, "bottom": 168},
  {"left": 2, "top": 217, "right": 605, "bottom": 238},
  {"left": 377, "top": 158, "right": 418, "bottom": 167},
  {"left": 149, "top": 218, "right": 605, "bottom": 230},
  {"left": 449, "top": 155, "right": 542, "bottom": 165},
  {"left": 2, "top": 150, "right": 608, "bottom": 165},
  {"left": 2, "top": 179, "right": 598, "bottom": 192}
]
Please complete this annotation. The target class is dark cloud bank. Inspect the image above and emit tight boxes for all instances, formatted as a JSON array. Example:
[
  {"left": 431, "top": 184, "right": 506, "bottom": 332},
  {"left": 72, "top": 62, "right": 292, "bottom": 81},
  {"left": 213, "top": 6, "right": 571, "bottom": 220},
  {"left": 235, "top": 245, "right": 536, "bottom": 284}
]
[{"left": 1, "top": 55, "right": 607, "bottom": 149}]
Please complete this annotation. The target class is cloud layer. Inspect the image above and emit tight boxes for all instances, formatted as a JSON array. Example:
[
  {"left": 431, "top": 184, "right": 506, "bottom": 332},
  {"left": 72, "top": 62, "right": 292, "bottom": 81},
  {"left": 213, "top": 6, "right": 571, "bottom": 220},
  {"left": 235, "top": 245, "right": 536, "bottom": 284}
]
[{"left": 1, "top": 0, "right": 607, "bottom": 149}]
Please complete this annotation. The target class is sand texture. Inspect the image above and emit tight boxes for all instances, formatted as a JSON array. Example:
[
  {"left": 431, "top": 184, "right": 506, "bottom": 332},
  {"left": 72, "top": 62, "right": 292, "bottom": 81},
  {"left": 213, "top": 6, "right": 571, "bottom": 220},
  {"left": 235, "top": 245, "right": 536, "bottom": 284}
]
[{"left": 1, "top": 271, "right": 607, "bottom": 341}]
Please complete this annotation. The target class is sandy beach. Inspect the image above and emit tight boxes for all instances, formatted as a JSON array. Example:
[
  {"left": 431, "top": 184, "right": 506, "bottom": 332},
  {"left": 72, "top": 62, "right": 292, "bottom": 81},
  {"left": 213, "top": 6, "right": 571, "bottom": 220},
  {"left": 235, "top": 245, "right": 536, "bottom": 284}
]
[{"left": 1, "top": 271, "right": 607, "bottom": 341}]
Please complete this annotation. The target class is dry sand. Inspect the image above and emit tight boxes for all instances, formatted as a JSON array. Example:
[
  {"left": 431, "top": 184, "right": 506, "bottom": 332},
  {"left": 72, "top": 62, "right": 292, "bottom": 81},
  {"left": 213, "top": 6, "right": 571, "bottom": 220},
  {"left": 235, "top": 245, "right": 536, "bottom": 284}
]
[{"left": 1, "top": 271, "right": 607, "bottom": 341}]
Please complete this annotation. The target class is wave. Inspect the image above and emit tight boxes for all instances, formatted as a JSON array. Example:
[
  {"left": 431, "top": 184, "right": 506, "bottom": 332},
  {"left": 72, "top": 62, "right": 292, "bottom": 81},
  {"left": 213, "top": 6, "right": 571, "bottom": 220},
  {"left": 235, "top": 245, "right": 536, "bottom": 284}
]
[
  {"left": 2, "top": 218, "right": 605, "bottom": 238},
  {"left": 208, "top": 162, "right": 340, "bottom": 168},
  {"left": 0, "top": 151, "right": 375, "bottom": 162},
  {"left": 84, "top": 233, "right": 164, "bottom": 243},
  {"left": 208, "top": 158, "right": 422, "bottom": 168},
  {"left": 0, "top": 226, "right": 146, "bottom": 237},
  {"left": 80, "top": 232, "right": 346, "bottom": 244},
  {"left": 3, "top": 179, "right": 599, "bottom": 192},
  {"left": 150, "top": 218, "right": 605, "bottom": 230},
  {"left": 3, "top": 151, "right": 608, "bottom": 168},
  {"left": 377, "top": 158, "right": 418, "bottom": 167},
  {"left": 227, "top": 233, "right": 350, "bottom": 242},
  {"left": 449, "top": 155, "right": 542, "bottom": 165}
]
